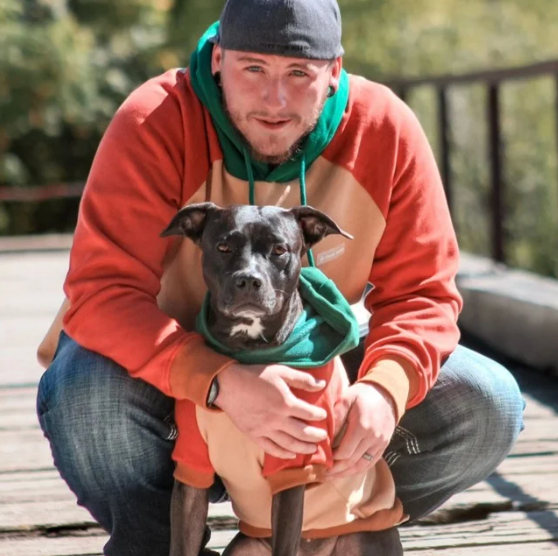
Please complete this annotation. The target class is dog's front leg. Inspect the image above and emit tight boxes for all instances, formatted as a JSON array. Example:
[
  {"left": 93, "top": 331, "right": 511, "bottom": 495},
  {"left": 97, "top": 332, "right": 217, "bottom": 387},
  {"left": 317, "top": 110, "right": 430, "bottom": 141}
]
[
  {"left": 170, "top": 479, "right": 210, "bottom": 556},
  {"left": 271, "top": 485, "right": 306, "bottom": 556}
]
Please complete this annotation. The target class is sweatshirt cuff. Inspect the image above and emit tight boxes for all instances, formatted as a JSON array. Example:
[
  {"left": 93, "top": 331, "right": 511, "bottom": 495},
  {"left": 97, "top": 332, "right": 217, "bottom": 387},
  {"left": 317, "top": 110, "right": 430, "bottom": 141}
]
[
  {"left": 169, "top": 334, "right": 236, "bottom": 409},
  {"left": 356, "top": 356, "right": 417, "bottom": 423}
]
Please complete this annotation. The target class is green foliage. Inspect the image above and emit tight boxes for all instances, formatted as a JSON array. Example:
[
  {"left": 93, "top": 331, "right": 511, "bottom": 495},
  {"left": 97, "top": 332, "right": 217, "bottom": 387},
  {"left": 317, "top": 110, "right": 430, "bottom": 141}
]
[{"left": 0, "top": 0, "right": 557, "bottom": 277}]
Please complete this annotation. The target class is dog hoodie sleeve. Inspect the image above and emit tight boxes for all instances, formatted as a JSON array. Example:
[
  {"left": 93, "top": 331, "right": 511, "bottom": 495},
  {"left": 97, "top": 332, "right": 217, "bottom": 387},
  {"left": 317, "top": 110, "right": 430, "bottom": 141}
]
[{"left": 173, "top": 399, "right": 215, "bottom": 487}]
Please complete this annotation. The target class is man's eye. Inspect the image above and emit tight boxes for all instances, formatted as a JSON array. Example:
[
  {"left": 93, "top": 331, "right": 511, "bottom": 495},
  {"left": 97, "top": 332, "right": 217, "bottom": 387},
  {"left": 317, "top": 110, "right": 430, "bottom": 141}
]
[
  {"left": 247, "top": 66, "right": 262, "bottom": 73},
  {"left": 273, "top": 245, "right": 288, "bottom": 256},
  {"left": 217, "top": 243, "right": 232, "bottom": 253},
  {"left": 291, "top": 70, "right": 307, "bottom": 77}
]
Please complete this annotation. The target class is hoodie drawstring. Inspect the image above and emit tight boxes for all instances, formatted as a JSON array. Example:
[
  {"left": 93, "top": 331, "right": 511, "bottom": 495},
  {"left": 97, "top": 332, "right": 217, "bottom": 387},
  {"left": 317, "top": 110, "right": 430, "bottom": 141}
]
[
  {"left": 299, "top": 156, "right": 316, "bottom": 267},
  {"left": 244, "top": 148, "right": 256, "bottom": 206},
  {"left": 243, "top": 149, "right": 315, "bottom": 268}
]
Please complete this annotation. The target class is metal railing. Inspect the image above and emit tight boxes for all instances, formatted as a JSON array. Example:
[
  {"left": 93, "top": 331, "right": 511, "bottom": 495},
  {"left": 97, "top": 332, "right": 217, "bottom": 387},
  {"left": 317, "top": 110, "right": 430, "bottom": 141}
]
[
  {"left": 2, "top": 59, "right": 558, "bottom": 264},
  {"left": 383, "top": 59, "right": 558, "bottom": 264},
  {"left": 0, "top": 182, "right": 84, "bottom": 202}
]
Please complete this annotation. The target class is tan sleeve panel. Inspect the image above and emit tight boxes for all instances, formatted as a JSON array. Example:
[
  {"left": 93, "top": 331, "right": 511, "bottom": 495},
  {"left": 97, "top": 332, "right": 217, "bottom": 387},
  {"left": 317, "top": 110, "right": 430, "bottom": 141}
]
[
  {"left": 169, "top": 335, "right": 236, "bottom": 407},
  {"left": 37, "top": 297, "right": 70, "bottom": 368},
  {"left": 214, "top": 158, "right": 386, "bottom": 305},
  {"left": 357, "top": 356, "right": 418, "bottom": 423},
  {"left": 158, "top": 156, "right": 388, "bottom": 344}
]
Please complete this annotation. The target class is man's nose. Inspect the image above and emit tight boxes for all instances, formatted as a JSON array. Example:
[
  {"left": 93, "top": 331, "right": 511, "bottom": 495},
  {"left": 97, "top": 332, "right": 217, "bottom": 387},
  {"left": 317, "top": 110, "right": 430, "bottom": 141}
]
[
  {"left": 262, "top": 78, "right": 287, "bottom": 109},
  {"left": 233, "top": 272, "right": 263, "bottom": 292}
]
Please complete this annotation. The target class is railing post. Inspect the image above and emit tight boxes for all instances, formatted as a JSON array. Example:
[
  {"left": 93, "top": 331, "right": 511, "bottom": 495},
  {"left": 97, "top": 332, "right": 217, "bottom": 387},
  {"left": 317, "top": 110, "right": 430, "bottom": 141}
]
[
  {"left": 487, "top": 83, "right": 505, "bottom": 263},
  {"left": 397, "top": 87, "right": 407, "bottom": 104},
  {"left": 556, "top": 74, "right": 558, "bottom": 204},
  {"left": 438, "top": 86, "right": 453, "bottom": 216}
]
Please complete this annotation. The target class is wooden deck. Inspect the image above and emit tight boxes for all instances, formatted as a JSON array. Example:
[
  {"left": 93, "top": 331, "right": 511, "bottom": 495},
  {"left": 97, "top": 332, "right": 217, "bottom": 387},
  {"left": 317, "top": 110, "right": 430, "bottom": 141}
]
[{"left": 1, "top": 246, "right": 558, "bottom": 555}]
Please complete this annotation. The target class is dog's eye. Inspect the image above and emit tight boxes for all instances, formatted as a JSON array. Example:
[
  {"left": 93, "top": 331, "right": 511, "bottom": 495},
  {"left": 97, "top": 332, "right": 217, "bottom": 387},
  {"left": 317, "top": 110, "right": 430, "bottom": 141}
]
[
  {"left": 273, "top": 245, "right": 288, "bottom": 256},
  {"left": 217, "top": 243, "right": 231, "bottom": 253}
]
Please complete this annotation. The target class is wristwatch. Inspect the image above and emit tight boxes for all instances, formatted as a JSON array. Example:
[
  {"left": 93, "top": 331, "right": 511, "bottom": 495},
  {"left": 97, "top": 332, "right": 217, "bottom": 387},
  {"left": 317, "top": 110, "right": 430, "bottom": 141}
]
[{"left": 206, "top": 376, "right": 220, "bottom": 407}]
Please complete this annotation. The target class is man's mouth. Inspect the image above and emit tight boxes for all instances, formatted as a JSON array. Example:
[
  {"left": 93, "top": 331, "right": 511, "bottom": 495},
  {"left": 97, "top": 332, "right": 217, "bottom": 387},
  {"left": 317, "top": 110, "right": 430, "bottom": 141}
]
[{"left": 254, "top": 118, "right": 291, "bottom": 130}]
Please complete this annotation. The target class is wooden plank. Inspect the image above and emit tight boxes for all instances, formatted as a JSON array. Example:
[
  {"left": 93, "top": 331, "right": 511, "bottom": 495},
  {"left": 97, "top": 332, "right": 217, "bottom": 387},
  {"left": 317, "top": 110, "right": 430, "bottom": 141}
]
[
  {"left": 0, "top": 500, "right": 236, "bottom": 534},
  {"left": 0, "top": 482, "right": 75, "bottom": 504},
  {"left": 0, "top": 412, "right": 40, "bottom": 431},
  {"left": 431, "top": 474, "right": 558, "bottom": 511},
  {"left": 416, "top": 544, "right": 558, "bottom": 555},
  {"left": 0, "top": 470, "right": 239, "bottom": 522},
  {"left": 0, "top": 430, "right": 53, "bottom": 473},
  {"left": 0, "top": 387, "right": 38, "bottom": 409},
  {"left": 0, "top": 500, "right": 96, "bottom": 532},
  {"left": 0, "top": 252, "right": 68, "bottom": 388},
  {"left": 2, "top": 247, "right": 558, "bottom": 555},
  {"left": 207, "top": 524, "right": 558, "bottom": 553},
  {"left": 508, "top": 440, "right": 558, "bottom": 457},
  {"left": 497, "top": 454, "right": 558, "bottom": 475},
  {"left": 512, "top": 420, "right": 558, "bottom": 441},
  {"left": 5, "top": 469, "right": 556, "bottom": 517},
  {"left": 0, "top": 533, "right": 106, "bottom": 556},
  {"left": 400, "top": 510, "right": 558, "bottom": 549},
  {"left": 2, "top": 533, "right": 558, "bottom": 556},
  {"left": 9, "top": 506, "right": 556, "bottom": 551}
]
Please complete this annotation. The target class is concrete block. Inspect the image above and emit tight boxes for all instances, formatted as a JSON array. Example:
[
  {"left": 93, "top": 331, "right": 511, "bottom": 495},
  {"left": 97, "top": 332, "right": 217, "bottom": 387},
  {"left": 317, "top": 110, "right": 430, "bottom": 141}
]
[{"left": 457, "top": 252, "right": 558, "bottom": 374}]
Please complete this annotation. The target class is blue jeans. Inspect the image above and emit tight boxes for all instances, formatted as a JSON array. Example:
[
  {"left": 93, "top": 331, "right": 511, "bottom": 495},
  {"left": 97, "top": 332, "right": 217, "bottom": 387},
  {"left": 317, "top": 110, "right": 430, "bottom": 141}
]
[{"left": 37, "top": 331, "right": 524, "bottom": 556}]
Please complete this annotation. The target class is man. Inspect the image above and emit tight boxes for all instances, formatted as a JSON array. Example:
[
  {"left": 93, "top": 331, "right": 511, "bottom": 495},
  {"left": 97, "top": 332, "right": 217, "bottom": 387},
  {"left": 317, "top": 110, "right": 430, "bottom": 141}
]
[{"left": 36, "top": 0, "right": 524, "bottom": 555}]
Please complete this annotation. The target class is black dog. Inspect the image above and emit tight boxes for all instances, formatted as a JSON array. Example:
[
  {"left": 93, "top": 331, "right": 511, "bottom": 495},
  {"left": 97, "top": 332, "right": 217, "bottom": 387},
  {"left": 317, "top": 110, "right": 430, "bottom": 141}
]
[{"left": 161, "top": 203, "right": 403, "bottom": 556}]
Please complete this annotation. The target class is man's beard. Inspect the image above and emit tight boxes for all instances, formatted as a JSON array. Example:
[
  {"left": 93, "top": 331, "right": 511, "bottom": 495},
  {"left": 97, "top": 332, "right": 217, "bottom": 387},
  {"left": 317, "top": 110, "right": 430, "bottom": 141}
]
[{"left": 222, "top": 91, "right": 328, "bottom": 166}]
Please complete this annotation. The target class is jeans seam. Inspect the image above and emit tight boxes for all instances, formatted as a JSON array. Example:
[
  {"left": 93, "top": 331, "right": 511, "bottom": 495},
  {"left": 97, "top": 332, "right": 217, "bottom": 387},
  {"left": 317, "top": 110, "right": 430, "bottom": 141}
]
[
  {"left": 384, "top": 451, "right": 401, "bottom": 467},
  {"left": 395, "top": 426, "right": 421, "bottom": 455},
  {"left": 164, "top": 413, "right": 178, "bottom": 441}
]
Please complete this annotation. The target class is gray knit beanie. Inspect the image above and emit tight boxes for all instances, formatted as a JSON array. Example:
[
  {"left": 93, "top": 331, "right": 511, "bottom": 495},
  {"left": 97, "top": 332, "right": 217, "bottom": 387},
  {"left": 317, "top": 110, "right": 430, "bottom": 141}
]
[{"left": 210, "top": 0, "right": 344, "bottom": 60}]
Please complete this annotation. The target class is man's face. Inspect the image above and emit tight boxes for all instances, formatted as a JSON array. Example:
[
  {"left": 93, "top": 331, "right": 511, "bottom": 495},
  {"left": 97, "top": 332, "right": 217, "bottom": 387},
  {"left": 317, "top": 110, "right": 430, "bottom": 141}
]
[{"left": 211, "top": 46, "right": 342, "bottom": 165}]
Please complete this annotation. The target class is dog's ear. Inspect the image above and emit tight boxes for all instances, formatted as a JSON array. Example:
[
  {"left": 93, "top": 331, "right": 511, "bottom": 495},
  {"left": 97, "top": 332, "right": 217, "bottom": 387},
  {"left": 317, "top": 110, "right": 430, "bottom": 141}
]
[
  {"left": 290, "top": 206, "right": 353, "bottom": 249},
  {"left": 160, "top": 202, "right": 219, "bottom": 243}
]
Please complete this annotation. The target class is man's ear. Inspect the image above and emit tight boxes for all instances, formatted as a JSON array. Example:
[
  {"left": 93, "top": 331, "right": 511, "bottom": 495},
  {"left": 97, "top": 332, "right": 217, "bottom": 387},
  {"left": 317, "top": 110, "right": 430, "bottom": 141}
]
[
  {"left": 160, "top": 202, "right": 219, "bottom": 244},
  {"left": 290, "top": 206, "right": 353, "bottom": 249}
]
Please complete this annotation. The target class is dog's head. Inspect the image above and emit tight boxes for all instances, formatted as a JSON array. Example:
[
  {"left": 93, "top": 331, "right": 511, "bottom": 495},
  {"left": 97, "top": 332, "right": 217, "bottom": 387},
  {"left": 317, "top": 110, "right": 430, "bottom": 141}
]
[{"left": 161, "top": 203, "right": 351, "bottom": 322}]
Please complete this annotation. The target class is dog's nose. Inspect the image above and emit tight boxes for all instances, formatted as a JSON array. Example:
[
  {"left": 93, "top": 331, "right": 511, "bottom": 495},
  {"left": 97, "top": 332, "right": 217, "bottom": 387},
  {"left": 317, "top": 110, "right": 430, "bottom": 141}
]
[{"left": 234, "top": 273, "right": 262, "bottom": 291}]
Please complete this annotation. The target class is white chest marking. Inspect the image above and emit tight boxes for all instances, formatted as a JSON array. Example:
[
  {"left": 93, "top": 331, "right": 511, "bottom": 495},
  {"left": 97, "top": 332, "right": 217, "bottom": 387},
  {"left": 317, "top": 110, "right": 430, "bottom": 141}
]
[{"left": 230, "top": 317, "right": 264, "bottom": 339}]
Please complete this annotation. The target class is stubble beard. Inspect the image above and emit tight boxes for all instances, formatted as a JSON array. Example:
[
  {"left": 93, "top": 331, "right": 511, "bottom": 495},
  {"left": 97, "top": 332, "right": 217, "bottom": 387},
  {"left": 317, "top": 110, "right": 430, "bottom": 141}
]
[{"left": 222, "top": 90, "right": 329, "bottom": 166}]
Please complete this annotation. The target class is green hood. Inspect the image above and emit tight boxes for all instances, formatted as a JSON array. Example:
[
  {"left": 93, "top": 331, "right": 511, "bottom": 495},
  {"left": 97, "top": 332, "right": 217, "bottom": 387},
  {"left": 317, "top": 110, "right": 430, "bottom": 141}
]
[
  {"left": 189, "top": 24, "right": 357, "bottom": 357},
  {"left": 188, "top": 21, "right": 350, "bottom": 185},
  {"left": 195, "top": 267, "right": 360, "bottom": 367}
]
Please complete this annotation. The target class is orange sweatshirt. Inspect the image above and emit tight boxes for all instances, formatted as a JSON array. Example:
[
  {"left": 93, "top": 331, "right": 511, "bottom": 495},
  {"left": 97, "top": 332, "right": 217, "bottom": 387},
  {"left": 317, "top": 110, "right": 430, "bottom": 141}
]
[{"left": 39, "top": 68, "right": 462, "bottom": 422}]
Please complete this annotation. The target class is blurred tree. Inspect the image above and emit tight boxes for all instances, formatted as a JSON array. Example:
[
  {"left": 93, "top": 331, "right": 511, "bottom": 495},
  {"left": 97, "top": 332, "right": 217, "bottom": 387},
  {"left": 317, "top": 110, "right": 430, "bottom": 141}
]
[{"left": 0, "top": 0, "right": 556, "bottom": 277}]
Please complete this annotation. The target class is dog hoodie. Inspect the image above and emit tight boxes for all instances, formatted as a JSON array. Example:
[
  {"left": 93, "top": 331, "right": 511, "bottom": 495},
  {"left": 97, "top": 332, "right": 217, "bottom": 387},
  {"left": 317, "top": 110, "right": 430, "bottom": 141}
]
[{"left": 172, "top": 267, "right": 407, "bottom": 538}]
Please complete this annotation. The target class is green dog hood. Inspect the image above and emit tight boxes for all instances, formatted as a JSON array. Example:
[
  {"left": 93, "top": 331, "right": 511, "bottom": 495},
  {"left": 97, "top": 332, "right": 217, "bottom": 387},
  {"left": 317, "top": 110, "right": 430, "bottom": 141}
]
[{"left": 196, "top": 267, "right": 360, "bottom": 367}]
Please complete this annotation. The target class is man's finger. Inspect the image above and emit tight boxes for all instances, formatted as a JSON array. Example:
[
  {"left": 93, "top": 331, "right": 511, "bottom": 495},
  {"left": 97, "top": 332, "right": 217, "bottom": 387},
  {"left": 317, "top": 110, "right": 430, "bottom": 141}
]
[
  {"left": 269, "top": 429, "right": 320, "bottom": 455},
  {"left": 287, "top": 396, "right": 328, "bottom": 421},
  {"left": 327, "top": 452, "right": 376, "bottom": 478},
  {"left": 283, "top": 417, "right": 328, "bottom": 443},
  {"left": 329, "top": 438, "right": 377, "bottom": 476},
  {"left": 332, "top": 397, "right": 350, "bottom": 439},
  {"left": 282, "top": 369, "right": 327, "bottom": 392},
  {"left": 257, "top": 437, "right": 297, "bottom": 460},
  {"left": 332, "top": 412, "right": 363, "bottom": 461}
]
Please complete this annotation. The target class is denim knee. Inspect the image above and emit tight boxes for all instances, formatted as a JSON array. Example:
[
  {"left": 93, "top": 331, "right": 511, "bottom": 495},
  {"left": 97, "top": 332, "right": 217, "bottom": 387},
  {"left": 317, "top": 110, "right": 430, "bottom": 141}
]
[
  {"left": 439, "top": 345, "right": 525, "bottom": 477},
  {"left": 37, "top": 331, "right": 176, "bottom": 532}
]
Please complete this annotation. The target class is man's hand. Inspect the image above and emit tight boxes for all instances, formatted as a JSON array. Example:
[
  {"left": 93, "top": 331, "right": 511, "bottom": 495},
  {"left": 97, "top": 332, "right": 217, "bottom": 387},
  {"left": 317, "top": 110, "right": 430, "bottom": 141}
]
[
  {"left": 214, "top": 363, "right": 328, "bottom": 459},
  {"left": 327, "top": 382, "right": 397, "bottom": 478}
]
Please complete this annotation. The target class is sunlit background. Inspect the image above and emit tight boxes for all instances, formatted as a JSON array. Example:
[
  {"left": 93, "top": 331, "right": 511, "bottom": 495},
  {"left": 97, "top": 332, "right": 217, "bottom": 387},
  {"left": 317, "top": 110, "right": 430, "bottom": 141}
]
[{"left": 1, "top": 0, "right": 557, "bottom": 277}]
